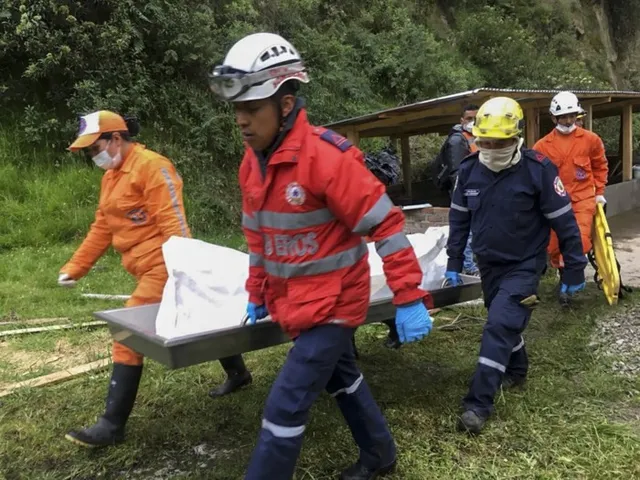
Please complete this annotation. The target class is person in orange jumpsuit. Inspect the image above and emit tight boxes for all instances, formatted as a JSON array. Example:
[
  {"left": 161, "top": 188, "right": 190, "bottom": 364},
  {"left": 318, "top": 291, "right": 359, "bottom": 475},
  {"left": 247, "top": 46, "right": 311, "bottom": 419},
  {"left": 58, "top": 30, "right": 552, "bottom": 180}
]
[
  {"left": 533, "top": 92, "right": 608, "bottom": 301},
  {"left": 59, "top": 111, "right": 252, "bottom": 448}
]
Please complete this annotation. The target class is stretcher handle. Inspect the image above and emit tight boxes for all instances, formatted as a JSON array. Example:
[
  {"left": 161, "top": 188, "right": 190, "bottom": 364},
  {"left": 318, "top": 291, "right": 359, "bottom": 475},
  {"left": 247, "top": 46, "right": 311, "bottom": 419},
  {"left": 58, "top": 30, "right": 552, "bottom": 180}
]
[{"left": 240, "top": 313, "right": 273, "bottom": 326}]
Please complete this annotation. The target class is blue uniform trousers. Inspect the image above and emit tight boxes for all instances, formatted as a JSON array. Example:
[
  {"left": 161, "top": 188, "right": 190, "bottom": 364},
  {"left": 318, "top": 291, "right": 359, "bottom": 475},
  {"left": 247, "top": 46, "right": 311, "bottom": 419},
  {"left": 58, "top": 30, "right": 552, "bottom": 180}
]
[
  {"left": 245, "top": 324, "right": 396, "bottom": 479},
  {"left": 462, "top": 253, "right": 546, "bottom": 417}
]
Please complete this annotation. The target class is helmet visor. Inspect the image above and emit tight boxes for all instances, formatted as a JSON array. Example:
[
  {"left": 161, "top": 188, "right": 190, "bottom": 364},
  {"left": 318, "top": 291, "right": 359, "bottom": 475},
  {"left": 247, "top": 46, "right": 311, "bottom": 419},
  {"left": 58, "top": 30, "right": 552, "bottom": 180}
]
[{"left": 209, "top": 63, "right": 307, "bottom": 101}]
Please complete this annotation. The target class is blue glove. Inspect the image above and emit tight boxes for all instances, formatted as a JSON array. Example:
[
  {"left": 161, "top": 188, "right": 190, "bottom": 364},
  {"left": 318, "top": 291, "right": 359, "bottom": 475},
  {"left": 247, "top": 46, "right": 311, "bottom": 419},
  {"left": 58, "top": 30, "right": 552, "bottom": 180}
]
[
  {"left": 247, "top": 302, "right": 268, "bottom": 325},
  {"left": 560, "top": 282, "right": 586, "bottom": 295},
  {"left": 395, "top": 301, "right": 432, "bottom": 344},
  {"left": 441, "top": 271, "right": 463, "bottom": 288}
]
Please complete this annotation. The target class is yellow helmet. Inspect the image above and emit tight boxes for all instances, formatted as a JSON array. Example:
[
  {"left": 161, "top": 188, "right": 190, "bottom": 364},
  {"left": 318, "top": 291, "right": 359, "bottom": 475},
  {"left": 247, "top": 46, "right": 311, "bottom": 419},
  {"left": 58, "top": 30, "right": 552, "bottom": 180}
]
[{"left": 472, "top": 97, "right": 524, "bottom": 139}]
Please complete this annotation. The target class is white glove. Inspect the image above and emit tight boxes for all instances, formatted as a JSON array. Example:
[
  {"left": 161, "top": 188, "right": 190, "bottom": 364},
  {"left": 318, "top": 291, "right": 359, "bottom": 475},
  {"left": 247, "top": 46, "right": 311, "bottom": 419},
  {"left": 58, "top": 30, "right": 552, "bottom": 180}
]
[
  {"left": 596, "top": 195, "right": 607, "bottom": 205},
  {"left": 58, "top": 273, "right": 77, "bottom": 288}
]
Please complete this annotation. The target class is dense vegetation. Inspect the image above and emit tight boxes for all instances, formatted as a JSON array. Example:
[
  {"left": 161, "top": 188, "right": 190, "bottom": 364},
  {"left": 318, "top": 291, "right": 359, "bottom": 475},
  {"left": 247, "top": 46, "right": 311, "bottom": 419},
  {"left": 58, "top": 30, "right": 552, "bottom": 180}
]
[{"left": 1, "top": 0, "right": 638, "bottom": 243}]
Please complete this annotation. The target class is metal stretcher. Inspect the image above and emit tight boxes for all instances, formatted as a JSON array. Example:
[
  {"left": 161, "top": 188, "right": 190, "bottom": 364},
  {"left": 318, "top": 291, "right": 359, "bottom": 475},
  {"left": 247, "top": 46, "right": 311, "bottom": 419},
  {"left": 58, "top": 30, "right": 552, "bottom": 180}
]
[{"left": 95, "top": 275, "right": 482, "bottom": 369}]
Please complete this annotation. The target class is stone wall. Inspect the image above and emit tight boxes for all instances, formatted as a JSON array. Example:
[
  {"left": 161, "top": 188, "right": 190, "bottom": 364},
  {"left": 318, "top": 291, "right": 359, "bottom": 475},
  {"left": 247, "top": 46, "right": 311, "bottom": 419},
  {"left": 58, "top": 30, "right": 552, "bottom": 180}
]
[{"left": 403, "top": 207, "right": 450, "bottom": 234}]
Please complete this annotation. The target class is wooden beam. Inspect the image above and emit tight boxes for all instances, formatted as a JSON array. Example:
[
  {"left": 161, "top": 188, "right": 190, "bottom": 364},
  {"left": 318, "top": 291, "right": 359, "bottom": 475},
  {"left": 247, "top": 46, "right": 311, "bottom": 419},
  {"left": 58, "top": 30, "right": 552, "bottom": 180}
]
[
  {"left": 390, "top": 136, "right": 399, "bottom": 152},
  {"left": 591, "top": 99, "right": 640, "bottom": 118},
  {"left": 400, "top": 136, "right": 412, "bottom": 198},
  {"left": 621, "top": 103, "right": 633, "bottom": 181},
  {"left": 82, "top": 293, "right": 131, "bottom": 301},
  {"left": 355, "top": 103, "right": 468, "bottom": 133},
  {"left": 525, "top": 108, "right": 540, "bottom": 147},
  {"left": 585, "top": 107, "right": 593, "bottom": 131},
  {"left": 0, "top": 359, "right": 111, "bottom": 397},
  {"left": 0, "top": 321, "right": 106, "bottom": 338},
  {"left": 361, "top": 115, "right": 461, "bottom": 139},
  {"left": 0, "top": 317, "right": 69, "bottom": 327},
  {"left": 345, "top": 128, "right": 360, "bottom": 147}
]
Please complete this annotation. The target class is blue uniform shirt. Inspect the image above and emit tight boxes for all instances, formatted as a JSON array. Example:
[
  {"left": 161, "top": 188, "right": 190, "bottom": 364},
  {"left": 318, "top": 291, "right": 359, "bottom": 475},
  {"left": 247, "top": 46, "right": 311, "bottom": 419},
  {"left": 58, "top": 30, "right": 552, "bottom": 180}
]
[{"left": 446, "top": 147, "right": 587, "bottom": 286}]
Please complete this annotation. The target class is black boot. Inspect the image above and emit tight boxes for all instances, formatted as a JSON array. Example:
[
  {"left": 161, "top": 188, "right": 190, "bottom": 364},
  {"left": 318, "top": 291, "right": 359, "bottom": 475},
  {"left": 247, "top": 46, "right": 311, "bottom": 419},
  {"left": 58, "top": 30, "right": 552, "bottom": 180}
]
[
  {"left": 208, "top": 355, "right": 252, "bottom": 398},
  {"left": 382, "top": 320, "right": 401, "bottom": 350},
  {"left": 340, "top": 460, "right": 396, "bottom": 480},
  {"left": 65, "top": 363, "right": 143, "bottom": 448},
  {"left": 457, "top": 410, "right": 487, "bottom": 435},
  {"left": 501, "top": 375, "right": 527, "bottom": 389}
]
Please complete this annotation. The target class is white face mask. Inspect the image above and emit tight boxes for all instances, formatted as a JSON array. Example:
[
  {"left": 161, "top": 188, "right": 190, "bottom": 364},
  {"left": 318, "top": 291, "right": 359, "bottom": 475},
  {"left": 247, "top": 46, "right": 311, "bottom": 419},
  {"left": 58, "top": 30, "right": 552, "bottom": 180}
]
[
  {"left": 478, "top": 138, "right": 524, "bottom": 173},
  {"left": 556, "top": 123, "right": 577, "bottom": 135},
  {"left": 463, "top": 121, "right": 474, "bottom": 134},
  {"left": 92, "top": 140, "right": 123, "bottom": 170}
]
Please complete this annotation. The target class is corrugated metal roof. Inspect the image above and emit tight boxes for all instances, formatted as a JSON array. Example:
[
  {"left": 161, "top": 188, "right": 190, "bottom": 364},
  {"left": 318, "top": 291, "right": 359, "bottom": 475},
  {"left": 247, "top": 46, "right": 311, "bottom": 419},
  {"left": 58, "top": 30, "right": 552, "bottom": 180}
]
[{"left": 325, "top": 87, "right": 640, "bottom": 129}]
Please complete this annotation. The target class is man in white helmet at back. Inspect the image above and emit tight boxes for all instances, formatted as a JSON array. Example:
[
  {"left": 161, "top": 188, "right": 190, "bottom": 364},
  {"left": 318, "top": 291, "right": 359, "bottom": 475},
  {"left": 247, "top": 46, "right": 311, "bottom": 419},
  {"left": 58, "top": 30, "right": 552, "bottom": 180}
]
[
  {"left": 210, "top": 32, "right": 434, "bottom": 479},
  {"left": 534, "top": 92, "right": 608, "bottom": 304}
]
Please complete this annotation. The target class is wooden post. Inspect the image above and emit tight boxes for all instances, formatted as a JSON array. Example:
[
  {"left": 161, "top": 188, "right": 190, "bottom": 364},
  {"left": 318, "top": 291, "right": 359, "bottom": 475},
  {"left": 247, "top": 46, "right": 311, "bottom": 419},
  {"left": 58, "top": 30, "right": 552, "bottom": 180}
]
[
  {"left": 525, "top": 108, "right": 539, "bottom": 148},
  {"left": 585, "top": 108, "right": 593, "bottom": 131},
  {"left": 400, "top": 136, "right": 412, "bottom": 199},
  {"left": 621, "top": 103, "right": 633, "bottom": 181},
  {"left": 390, "top": 135, "right": 399, "bottom": 152},
  {"left": 345, "top": 128, "right": 360, "bottom": 147}
]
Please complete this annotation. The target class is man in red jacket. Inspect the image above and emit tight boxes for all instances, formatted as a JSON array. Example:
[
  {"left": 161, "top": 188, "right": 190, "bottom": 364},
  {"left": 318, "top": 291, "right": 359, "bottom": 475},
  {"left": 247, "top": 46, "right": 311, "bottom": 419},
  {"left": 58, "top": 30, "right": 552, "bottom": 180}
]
[{"left": 210, "top": 33, "right": 434, "bottom": 480}]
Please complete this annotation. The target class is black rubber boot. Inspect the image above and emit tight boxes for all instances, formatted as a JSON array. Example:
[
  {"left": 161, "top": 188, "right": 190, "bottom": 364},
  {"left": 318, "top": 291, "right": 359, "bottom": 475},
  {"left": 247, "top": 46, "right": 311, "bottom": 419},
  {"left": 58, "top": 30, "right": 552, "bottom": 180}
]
[
  {"left": 208, "top": 355, "right": 252, "bottom": 398},
  {"left": 339, "top": 460, "right": 397, "bottom": 480},
  {"left": 457, "top": 410, "right": 487, "bottom": 435},
  {"left": 502, "top": 375, "right": 527, "bottom": 389},
  {"left": 382, "top": 319, "right": 401, "bottom": 350},
  {"left": 65, "top": 363, "right": 143, "bottom": 448}
]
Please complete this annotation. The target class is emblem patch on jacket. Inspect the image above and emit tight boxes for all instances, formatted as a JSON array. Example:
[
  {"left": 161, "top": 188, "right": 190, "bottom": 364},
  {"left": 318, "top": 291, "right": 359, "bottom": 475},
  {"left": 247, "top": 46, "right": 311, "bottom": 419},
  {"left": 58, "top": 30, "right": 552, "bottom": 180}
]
[
  {"left": 126, "top": 208, "right": 148, "bottom": 224},
  {"left": 553, "top": 176, "right": 567, "bottom": 197},
  {"left": 575, "top": 167, "right": 587, "bottom": 180},
  {"left": 285, "top": 182, "right": 306, "bottom": 206}
]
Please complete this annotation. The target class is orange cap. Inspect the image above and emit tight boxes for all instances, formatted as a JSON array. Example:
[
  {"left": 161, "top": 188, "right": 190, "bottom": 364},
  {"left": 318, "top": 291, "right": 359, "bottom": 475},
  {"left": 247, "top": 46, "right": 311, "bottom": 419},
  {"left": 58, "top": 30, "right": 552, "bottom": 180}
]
[{"left": 67, "top": 111, "right": 128, "bottom": 151}]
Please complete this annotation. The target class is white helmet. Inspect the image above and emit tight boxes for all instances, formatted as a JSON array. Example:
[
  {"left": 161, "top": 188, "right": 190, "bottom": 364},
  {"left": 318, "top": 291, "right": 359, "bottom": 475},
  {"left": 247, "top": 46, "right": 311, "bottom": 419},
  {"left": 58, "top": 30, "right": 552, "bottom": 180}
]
[
  {"left": 549, "top": 91, "right": 582, "bottom": 117},
  {"left": 209, "top": 33, "right": 310, "bottom": 102}
]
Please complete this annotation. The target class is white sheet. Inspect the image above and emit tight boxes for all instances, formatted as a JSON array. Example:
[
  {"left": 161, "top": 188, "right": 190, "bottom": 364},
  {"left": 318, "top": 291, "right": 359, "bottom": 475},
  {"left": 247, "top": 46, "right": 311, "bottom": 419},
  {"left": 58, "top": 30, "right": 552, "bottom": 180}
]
[{"left": 155, "top": 227, "right": 449, "bottom": 339}]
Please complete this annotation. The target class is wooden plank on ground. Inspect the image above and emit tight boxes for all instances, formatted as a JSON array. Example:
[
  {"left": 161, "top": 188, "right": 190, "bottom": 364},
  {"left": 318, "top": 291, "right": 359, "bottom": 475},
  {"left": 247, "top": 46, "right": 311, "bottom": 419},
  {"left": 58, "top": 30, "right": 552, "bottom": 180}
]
[
  {"left": 82, "top": 293, "right": 131, "bottom": 301},
  {"left": 0, "top": 358, "right": 111, "bottom": 397},
  {"left": 0, "top": 317, "right": 69, "bottom": 327},
  {"left": 0, "top": 321, "right": 106, "bottom": 338}
]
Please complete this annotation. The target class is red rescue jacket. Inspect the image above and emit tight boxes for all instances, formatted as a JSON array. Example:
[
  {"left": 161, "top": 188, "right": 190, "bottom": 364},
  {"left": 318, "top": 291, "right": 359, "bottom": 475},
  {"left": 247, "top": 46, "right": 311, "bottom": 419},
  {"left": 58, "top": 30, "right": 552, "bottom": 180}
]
[{"left": 239, "top": 107, "right": 432, "bottom": 336}]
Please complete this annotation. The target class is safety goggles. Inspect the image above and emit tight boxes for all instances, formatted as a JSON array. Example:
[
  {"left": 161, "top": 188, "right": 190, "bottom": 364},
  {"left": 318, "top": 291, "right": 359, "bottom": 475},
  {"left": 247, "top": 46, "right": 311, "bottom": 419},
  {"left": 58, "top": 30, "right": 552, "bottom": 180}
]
[{"left": 209, "top": 62, "right": 307, "bottom": 101}]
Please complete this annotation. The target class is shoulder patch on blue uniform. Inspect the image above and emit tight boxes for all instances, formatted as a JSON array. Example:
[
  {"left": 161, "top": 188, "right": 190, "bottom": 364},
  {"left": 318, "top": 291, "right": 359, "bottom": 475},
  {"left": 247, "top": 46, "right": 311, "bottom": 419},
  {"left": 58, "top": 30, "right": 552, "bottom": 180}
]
[
  {"left": 318, "top": 129, "right": 353, "bottom": 152},
  {"left": 523, "top": 148, "right": 550, "bottom": 166}
]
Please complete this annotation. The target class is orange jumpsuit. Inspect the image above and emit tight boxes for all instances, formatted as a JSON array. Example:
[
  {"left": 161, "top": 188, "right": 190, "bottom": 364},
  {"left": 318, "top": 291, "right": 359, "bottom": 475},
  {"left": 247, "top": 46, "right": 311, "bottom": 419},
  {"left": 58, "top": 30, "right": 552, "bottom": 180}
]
[
  {"left": 61, "top": 143, "right": 190, "bottom": 365},
  {"left": 533, "top": 127, "right": 608, "bottom": 268}
]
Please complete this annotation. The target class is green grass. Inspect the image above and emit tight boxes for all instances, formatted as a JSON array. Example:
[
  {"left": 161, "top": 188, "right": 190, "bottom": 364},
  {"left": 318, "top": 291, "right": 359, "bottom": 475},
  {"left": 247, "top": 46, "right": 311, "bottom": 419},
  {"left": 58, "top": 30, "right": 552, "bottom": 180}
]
[
  {"left": 1, "top": 125, "right": 639, "bottom": 478},
  {"left": 0, "top": 244, "right": 639, "bottom": 479}
]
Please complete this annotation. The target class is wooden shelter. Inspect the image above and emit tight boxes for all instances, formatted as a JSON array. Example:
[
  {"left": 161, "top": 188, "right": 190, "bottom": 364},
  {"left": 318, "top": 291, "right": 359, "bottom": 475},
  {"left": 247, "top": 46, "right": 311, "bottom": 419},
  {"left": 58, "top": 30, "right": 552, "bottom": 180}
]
[{"left": 324, "top": 88, "right": 640, "bottom": 206}]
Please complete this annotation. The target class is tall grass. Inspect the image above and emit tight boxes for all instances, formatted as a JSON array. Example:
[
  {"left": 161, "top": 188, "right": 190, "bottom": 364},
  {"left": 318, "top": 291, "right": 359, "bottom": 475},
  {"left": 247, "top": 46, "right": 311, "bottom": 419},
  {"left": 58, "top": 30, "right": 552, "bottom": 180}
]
[{"left": 0, "top": 122, "right": 242, "bottom": 251}]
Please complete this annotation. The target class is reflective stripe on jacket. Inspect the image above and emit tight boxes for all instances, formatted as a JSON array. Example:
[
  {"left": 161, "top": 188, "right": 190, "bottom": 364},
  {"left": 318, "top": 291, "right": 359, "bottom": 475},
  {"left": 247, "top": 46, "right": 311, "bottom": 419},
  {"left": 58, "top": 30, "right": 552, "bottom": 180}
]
[{"left": 61, "top": 143, "right": 191, "bottom": 279}]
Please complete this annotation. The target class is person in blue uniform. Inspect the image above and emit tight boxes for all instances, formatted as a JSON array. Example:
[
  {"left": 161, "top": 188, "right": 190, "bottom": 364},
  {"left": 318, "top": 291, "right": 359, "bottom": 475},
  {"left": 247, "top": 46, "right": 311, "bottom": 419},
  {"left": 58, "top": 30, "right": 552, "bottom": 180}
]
[{"left": 443, "top": 97, "right": 587, "bottom": 434}]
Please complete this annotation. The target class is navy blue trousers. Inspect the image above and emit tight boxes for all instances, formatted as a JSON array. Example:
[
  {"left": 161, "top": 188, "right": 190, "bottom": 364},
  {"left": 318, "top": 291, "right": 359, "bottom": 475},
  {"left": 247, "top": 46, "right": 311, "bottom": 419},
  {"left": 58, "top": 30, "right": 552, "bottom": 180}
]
[
  {"left": 245, "top": 324, "right": 396, "bottom": 479},
  {"left": 463, "top": 254, "right": 545, "bottom": 417}
]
